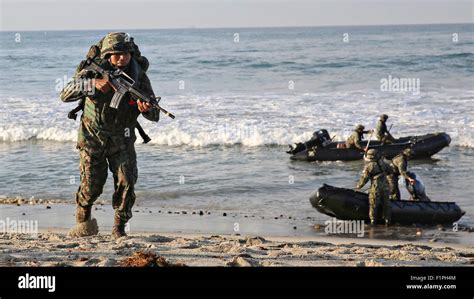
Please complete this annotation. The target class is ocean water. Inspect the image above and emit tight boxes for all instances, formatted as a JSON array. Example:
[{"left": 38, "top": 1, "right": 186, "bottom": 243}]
[{"left": 0, "top": 24, "right": 473, "bottom": 226}]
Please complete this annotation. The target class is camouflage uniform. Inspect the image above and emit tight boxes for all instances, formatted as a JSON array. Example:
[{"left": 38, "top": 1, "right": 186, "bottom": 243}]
[
  {"left": 388, "top": 149, "right": 413, "bottom": 200},
  {"left": 345, "top": 125, "right": 368, "bottom": 151},
  {"left": 356, "top": 149, "right": 392, "bottom": 224},
  {"left": 61, "top": 32, "right": 160, "bottom": 237},
  {"left": 375, "top": 114, "right": 395, "bottom": 144}
]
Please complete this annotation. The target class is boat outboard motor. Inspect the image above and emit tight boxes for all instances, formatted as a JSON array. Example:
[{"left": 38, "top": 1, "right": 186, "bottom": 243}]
[
  {"left": 287, "top": 129, "right": 332, "bottom": 154},
  {"left": 311, "top": 129, "right": 332, "bottom": 148},
  {"left": 405, "top": 171, "right": 431, "bottom": 201}
]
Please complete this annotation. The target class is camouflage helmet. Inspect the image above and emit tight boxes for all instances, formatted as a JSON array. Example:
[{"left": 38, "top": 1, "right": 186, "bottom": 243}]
[
  {"left": 355, "top": 124, "right": 365, "bottom": 132},
  {"left": 380, "top": 114, "right": 389, "bottom": 120},
  {"left": 403, "top": 148, "right": 415, "bottom": 157},
  {"left": 100, "top": 32, "right": 134, "bottom": 58},
  {"left": 366, "top": 149, "right": 378, "bottom": 159}
]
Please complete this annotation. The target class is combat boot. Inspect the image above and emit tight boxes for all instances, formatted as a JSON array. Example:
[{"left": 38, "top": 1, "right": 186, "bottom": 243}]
[
  {"left": 68, "top": 205, "right": 99, "bottom": 237},
  {"left": 111, "top": 217, "right": 127, "bottom": 239},
  {"left": 76, "top": 205, "right": 91, "bottom": 223}
]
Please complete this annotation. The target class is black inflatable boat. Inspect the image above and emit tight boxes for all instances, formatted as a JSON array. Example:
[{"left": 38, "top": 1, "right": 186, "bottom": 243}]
[
  {"left": 310, "top": 184, "right": 465, "bottom": 225},
  {"left": 288, "top": 130, "right": 451, "bottom": 162}
]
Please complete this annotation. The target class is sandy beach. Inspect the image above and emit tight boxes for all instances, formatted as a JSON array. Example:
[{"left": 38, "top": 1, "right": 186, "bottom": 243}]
[
  {"left": 1, "top": 198, "right": 473, "bottom": 267},
  {"left": 1, "top": 230, "right": 473, "bottom": 267}
]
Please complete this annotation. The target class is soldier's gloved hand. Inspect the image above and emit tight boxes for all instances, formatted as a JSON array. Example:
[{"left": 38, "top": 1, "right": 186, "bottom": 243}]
[{"left": 137, "top": 100, "right": 151, "bottom": 113}]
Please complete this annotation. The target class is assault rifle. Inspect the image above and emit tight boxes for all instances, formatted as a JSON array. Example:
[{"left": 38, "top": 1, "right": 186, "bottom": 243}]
[{"left": 81, "top": 57, "right": 175, "bottom": 119}]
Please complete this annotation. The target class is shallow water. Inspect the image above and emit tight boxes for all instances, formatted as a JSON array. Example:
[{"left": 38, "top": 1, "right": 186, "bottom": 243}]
[
  {"left": 0, "top": 141, "right": 472, "bottom": 227},
  {"left": 0, "top": 25, "right": 473, "bottom": 231}
]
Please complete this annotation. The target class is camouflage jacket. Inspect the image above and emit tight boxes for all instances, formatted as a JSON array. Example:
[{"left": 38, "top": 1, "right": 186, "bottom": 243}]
[
  {"left": 390, "top": 154, "right": 409, "bottom": 179},
  {"left": 345, "top": 131, "right": 364, "bottom": 150},
  {"left": 60, "top": 58, "right": 159, "bottom": 153},
  {"left": 375, "top": 120, "right": 389, "bottom": 141},
  {"left": 356, "top": 158, "right": 392, "bottom": 190}
]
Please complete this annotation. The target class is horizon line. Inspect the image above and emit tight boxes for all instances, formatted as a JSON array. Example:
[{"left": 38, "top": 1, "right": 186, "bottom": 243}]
[{"left": 1, "top": 22, "right": 472, "bottom": 33}]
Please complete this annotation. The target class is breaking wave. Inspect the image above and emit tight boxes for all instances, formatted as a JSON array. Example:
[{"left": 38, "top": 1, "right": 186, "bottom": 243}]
[{"left": 1, "top": 90, "right": 472, "bottom": 148}]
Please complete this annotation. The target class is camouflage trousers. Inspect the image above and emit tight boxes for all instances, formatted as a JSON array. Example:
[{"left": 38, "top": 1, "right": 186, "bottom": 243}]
[
  {"left": 75, "top": 144, "right": 138, "bottom": 223},
  {"left": 387, "top": 174, "right": 401, "bottom": 201},
  {"left": 368, "top": 183, "right": 391, "bottom": 223}
]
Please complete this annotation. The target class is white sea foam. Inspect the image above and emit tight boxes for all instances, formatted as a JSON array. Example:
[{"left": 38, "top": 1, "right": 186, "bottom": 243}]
[
  {"left": 0, "top": 126, "right": 77, "bottom": 142},
  {"left": 1, "top": 90, "right": 473, "bottom": 148}
]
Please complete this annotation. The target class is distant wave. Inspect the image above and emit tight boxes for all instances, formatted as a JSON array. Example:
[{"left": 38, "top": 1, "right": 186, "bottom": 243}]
[
  {"left": 316, "top": 61, "right": 359, "bottom": 68},
  {"left": 189, "top": 53, "right": 473, "bottom": 72},
  {"left": 233, "top": 49, "right": 261, "bottom": 53},
  {"left": 247, "top": 62, "right": 275, "bottom": 69},
  {"left": 434, "top": 52, "right": 474, "bottom": 60},
  {"left": 1, "top": 125, "right": 472, "bottom": 149},
  {"left": 196, "top": 57, "right": 255, "bottom": 67},
  {"left": 408, "top": 52, "right": 474, "bottom": 66},
  {"left": 194, "top": 59, "right": 360, "bottom": 70}
]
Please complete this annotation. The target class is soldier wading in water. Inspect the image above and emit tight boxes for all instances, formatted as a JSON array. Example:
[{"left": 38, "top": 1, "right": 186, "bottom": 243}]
[
  {"left": 355, "top": 149, "right": 393, "bottom": 225},
  {"left": 60, "top": 32, "right": 160, "bottom": 238}
]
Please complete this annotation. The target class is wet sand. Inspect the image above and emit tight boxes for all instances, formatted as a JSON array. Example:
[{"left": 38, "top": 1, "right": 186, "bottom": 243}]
[
  {"left": 1, "top": 199, "right": 473, "bottom": 244},
  {"left": 0, "top": 200, "right": 473, "bottom": 267}
]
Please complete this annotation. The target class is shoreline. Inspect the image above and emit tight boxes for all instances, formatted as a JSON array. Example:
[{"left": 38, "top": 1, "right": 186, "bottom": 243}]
[
  {"left": 1, "top": 202, "right": 473, "bottom": 245},
  {"left": 1, "top": 201, "right": 473, "bottom": 267}
]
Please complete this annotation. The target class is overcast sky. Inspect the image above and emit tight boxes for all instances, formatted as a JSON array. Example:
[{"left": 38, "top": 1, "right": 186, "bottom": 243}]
[{"left": 0, "top": 0, "right": 472, "bottom": 31}]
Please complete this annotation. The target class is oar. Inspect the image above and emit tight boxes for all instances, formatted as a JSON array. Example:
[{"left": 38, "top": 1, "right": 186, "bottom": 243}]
[
  {"left": 384, "top": 123, "right": 395, "bottom": 142},
  {"left": 364, "top": 130, "right": 374, "bottom": 156},
  {"left": 387, "top": 124, "right": 393, "bottom": 133}
]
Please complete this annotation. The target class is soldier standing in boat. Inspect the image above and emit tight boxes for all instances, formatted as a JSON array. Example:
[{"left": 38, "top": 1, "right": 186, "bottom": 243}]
[
  {"left": 375, "top": 114, "right": 395, "bottom": 144},
  {"left": 388, "top": 148, "right": 416, "bottom": 201},
  {"left": 355, "top": 149, "right": 392, "bottom": 225}
]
